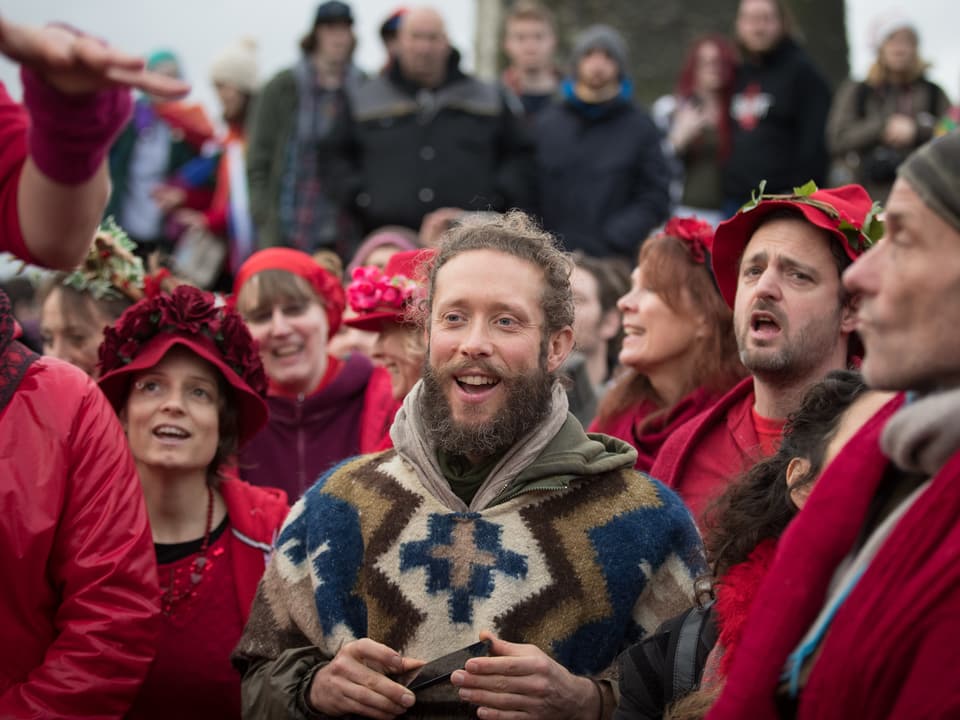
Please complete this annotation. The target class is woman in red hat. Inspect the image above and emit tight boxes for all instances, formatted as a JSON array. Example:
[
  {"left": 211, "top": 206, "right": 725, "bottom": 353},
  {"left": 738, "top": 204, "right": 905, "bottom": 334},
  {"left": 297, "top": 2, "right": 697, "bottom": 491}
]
[
  {"left": 589, "top": 217, "right": 745, "bottom": 472},
  {"left": 343, "top": 248, "right": 435, "bottom": 450},
  {"left": 232, "top": 248, "right": 394, "bottom": 497},
  {"left": 97, "top": 285, "right": 289, "bottom": 719}
]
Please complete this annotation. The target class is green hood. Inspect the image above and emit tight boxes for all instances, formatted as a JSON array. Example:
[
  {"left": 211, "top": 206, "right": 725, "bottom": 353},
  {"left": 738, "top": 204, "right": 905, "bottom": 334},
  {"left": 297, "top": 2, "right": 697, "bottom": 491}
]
[{"left": 491, "top": 414, "right": 638, "bottom": 506}]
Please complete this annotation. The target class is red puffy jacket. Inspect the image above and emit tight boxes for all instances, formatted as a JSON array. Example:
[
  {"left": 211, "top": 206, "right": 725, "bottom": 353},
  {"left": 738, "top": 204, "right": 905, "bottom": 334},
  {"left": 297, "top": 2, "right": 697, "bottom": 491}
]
[{"left": 0, "top": 356, "right": 160, "bottom": 718}]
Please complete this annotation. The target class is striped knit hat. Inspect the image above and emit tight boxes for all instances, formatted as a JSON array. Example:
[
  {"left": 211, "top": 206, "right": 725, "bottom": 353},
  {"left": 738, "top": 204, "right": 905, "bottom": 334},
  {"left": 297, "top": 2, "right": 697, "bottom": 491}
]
[{"left": 898, "top": 133, "right": 960, "bottom": 234}]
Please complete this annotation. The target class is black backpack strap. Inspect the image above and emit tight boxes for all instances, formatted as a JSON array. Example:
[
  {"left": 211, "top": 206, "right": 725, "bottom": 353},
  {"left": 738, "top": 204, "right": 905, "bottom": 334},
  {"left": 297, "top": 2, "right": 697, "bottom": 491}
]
[{"left": 668, "top": 601, "right": 716, "bottom": 704}]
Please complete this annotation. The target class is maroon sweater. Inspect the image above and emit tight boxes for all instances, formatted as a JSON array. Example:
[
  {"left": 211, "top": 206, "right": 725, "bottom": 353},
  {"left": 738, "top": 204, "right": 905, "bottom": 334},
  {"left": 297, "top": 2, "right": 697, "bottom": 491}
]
[{"left": 239, "top": 353, "right": 389, "bottom": 499}]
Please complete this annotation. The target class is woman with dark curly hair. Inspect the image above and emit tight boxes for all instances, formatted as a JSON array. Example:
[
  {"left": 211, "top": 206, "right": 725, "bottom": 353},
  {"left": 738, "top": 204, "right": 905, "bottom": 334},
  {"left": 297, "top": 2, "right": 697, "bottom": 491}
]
[
  {"left": 97, "top": 285, "right": 289, "bottom": 720},
  {"left": 614, "top": 370, "right": 891, "bottom": 720}
]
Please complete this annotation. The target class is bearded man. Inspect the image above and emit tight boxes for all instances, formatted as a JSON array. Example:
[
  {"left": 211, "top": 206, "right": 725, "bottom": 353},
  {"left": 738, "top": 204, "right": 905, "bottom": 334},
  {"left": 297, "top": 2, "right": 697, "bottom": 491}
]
[
  {"left": 651, "top": 183, "right": 880, "bottom": 523},
  {"left": 234, "top": 210, "right": 704, "bottom": 719}
]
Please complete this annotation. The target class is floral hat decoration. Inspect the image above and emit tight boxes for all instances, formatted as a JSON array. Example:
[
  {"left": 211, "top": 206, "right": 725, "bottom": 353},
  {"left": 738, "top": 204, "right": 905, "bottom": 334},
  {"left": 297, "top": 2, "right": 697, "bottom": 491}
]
[
  {"left": 344, "top": 249, "right": 437, "bottom": 332},
  {"left": 63, "top": 217, "right": 145, "bottom": 302},
  {"left": 711, "top": 181, "right": 884, "bottom": 308},
  {"left": 98, "top": 285, "right": 269, "bottom": 446},
  {"left": 656, "top": 216, "right": 720, "bottom": 290}
]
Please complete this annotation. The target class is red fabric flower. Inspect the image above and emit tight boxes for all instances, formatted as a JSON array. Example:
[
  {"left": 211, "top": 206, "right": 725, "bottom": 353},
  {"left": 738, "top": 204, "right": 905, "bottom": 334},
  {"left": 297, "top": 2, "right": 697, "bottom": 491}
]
[
  {"left": 661, "top": 216, "right": 715, "bottom": 264},
  {"left": 98, "top": 285, "right": 266, "bottom": 396}
]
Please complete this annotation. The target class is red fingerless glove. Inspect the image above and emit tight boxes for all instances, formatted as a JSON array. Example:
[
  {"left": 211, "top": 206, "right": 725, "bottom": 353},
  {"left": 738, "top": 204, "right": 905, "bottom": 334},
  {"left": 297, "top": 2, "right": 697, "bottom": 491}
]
[{"left": 21, "top": 66, "right": 133, "bottom": 185}]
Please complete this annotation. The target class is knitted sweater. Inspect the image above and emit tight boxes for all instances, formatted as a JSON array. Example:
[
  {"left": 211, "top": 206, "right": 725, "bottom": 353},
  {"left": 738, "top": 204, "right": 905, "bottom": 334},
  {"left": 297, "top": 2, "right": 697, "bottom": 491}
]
[{"left": 235, "top": 415, "right": 704, "bottom": 719}]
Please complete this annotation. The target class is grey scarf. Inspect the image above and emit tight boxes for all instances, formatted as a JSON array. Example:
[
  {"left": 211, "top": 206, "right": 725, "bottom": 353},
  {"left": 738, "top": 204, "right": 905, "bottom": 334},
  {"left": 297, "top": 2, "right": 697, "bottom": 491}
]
[
  {"left": 391, "top": 380, "right": 570, "bottom": 512},
  {"left": 880, "top": 386, "right": 960, "bottom": 476}
]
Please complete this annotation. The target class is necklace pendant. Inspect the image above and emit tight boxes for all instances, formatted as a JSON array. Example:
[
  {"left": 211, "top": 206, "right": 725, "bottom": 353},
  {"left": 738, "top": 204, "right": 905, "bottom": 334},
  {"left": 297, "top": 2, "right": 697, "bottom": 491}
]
[
  {"left": 194, "top": 556, "right": 208, "bottom": 569},
  {"left": 190, "top": 571, "right": 203, "bottom": 584}
]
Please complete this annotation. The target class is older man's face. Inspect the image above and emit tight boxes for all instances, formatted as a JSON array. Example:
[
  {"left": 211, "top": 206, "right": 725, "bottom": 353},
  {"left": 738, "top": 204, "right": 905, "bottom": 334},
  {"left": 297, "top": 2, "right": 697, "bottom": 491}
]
[
  {"left": 843, "top": 179, "right": 960, "bottom": 392},
  {"left": 396, "top": 10, "right": 450, "bottom": 87}
]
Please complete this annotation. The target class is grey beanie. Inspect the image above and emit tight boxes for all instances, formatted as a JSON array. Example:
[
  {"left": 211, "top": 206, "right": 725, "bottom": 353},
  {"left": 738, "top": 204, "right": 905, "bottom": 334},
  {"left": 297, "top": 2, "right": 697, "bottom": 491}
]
[
  {"left": 570, "top": 24, "right": 628, "bottom": 78},
  {"left": 898, "top": 133, "right": 960, "bottom": 234}
]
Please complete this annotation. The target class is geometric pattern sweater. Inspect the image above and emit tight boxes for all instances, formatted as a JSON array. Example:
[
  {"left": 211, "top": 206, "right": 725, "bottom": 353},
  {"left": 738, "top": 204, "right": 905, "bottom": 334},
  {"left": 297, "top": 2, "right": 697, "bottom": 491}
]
[{"left": 235, "top": 448, "right": 704, "bottom": 716}]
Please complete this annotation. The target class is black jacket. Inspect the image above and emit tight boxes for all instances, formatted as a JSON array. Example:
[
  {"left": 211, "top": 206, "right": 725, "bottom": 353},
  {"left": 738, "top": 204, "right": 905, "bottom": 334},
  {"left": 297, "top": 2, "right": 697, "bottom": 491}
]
[
  {"left": 336, "top": 54, "right": 536, "bottom": 233},
  {"left": 724, "top": 39, "right": 832, "bottom": 202},
  {"left": 534, "top": 86, "right": 670, "bottom": 260}
]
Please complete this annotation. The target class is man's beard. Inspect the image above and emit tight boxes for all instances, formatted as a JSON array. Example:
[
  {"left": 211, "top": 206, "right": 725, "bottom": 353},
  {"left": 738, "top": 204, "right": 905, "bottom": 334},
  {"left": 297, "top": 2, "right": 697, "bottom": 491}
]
[
  {"left": 419, "top": 357, "right": 554, "bottom": 459},
  {"left": 736, "top": 302, "right": 844, "bottom": 383}
]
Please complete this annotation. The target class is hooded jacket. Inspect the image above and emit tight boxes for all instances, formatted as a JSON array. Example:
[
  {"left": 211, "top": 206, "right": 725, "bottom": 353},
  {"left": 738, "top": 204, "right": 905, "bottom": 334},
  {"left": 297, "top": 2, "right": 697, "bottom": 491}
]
[
  {"left": 239, "top": 353, "right": 392, "bottom": 500},
  {"left": 233, "top": 383, "right": 704, "bottom": 719},
  {"left": 723, "top": 38, "right": 831, "bottom": 203},
  {"left": 535, "top": 80, "right": 671, "bottom": 259}
]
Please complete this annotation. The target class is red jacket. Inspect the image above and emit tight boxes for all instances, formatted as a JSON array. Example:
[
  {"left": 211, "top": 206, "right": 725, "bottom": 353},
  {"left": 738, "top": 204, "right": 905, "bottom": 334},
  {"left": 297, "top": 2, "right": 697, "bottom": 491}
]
[
  {"left": 650, "top": 377, "right": 762, "bottom": 522},
  {"left": 0, "top": 82, "right": 30, "bottom": 262},
  {"left": 0, "top": 357, "right": 160, "bottom": 718},
  {"left": 218, "top": 476, "right": 289, "bottom": 621}
]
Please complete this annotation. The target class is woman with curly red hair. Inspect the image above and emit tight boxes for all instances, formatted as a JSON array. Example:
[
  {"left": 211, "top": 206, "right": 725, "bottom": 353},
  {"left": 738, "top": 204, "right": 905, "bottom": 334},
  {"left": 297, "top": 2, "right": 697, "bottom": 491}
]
[
  {"left": 589, "top": 218, "right": 745, "bottom": 472},
  {"left": 97, "top": 285, "right": 289, "bottom": 719}
]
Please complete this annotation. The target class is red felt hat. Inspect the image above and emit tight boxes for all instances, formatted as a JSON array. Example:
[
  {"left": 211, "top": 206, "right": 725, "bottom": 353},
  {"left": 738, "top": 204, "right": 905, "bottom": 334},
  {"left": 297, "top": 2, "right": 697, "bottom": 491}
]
[
  {"left": 232, "top": 247, "right": 346, "bottom": 335},
  {"left": 711, "top": 183, "right": 882, "bottom": 308},
  {"left": 344, "top": 248, "right": 436, "bottom": 333},
  {"left": 98, "top": 286, "right": 269, "bottom": 447}
]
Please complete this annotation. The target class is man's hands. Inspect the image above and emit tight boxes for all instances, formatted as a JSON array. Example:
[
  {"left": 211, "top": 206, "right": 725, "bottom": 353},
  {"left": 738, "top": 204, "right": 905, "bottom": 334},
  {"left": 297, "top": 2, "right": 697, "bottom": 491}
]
[
  {"left": 308, "top": 639, "right": 424, "bottom": 720},
  {"left": 450, "top": 630, "right": 601, "bottom": 720},
  {"left": 0, "top": 15, "right": 188, "bottom": 98}
]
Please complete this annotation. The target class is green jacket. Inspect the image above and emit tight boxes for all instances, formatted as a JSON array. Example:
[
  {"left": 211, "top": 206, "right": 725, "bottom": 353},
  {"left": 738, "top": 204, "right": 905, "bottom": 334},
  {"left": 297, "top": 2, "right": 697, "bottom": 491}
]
[{"left": 245, "top": 69, "right": 298, "bottom": 249}]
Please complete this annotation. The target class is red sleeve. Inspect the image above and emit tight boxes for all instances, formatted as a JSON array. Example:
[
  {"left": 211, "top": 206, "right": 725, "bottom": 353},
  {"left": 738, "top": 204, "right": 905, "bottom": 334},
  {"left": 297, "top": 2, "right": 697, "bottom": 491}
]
[
  {"left": 886, "top": 609, "right": 960, "bottom": 718},
  {"left": 0, "top": 372, "right": 160, "bottom": 718},
  {"left": 0, "top": 83, "right": 32, "bottom": 263},
  {"left": 359, "top": 365, "right": 400, "bottom": 453}
]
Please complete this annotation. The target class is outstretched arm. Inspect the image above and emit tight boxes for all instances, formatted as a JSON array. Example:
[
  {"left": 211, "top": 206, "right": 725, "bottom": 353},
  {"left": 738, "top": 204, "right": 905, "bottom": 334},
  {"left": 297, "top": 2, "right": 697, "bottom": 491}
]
[{"left": 0, "top": 16, "right": 188, "bottom": 270}]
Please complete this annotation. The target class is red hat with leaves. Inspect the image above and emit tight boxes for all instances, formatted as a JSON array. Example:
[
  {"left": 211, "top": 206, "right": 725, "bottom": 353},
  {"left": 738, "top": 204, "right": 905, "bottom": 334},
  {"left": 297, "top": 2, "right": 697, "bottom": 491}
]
[
  {"left": 343, "top": 249, "right": 436, "bottom": 332},
  {"left": 711, "top": 182, "right": 884, "bottom": 308},
  {"left": 98, "top": 285, "right": 269, "bottom": 446}
]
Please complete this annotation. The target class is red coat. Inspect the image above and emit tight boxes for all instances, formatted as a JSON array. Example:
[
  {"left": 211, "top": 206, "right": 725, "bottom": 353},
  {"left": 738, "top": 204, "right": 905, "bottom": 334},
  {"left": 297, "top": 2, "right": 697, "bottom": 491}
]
[
  {"left": 650, "top": 377, "right": 762, "bottom": 522},
  {"left": 0, "top": 357, "right": 160, "bottom": 718},
  {"left": 218, "top": 476, "right": 289, "bottom": 621},
  {"left": 0, "top": 82, "right": 30, "bottom": 262},
  {"left": 588, "top": 386, "right": 724, "bottom": 473}
]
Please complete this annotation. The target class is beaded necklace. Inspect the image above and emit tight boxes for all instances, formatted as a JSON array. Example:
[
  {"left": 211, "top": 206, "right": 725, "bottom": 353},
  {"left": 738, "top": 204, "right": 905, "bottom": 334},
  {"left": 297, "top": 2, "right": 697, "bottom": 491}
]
[{"left": 160, "top": 486, "right": 215, "bottom": 616}]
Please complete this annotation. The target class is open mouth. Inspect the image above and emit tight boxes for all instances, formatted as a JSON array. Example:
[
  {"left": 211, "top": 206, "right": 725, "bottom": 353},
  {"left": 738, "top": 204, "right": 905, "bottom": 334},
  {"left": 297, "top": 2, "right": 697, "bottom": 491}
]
[
  {"left": 750, "top": 311, "right": 781, "bottom": 336},
  {"left": 455, "top": 374, "right": 501, "bottom": 395},
  {"left": 153, "top": 424, "right": 191, "bottom": 440}
]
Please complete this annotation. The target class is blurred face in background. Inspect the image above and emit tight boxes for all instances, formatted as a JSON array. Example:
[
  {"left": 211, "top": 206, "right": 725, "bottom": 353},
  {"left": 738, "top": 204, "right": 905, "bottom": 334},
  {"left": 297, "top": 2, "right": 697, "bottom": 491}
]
[
  {"left": 695, "top": 41, "right": 726, "bottom": 94},
  {"left": 373, "top": 322, "right": 426, "bottom": 401},
  {"left": 880, "top": 28, "right": 918, "bottom": 75},
  {"left": 315, "top": 21, "right": 354, "bottom": 64},
  {"left": 504, "top": 17, "right": 556, "bottom": 72},
  {"left": 396, "top": 8, "right": 450, "bottom": 88},
  {"left": 737, "top": 0, "right": 784, "bottom": 55},
  {"left": 41, "top": 287, "right": 111, "bottom": 377},
  {"left": 576, "top": 48, "right": 619, "bottom": 94}
]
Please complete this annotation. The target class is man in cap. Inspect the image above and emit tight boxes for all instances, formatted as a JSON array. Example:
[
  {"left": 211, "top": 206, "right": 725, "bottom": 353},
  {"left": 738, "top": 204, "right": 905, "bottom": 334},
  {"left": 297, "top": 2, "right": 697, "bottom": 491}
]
[
  {"left": 334, "top": 6, "right": 536, "bottom": 236},
  {"left": 651, "top": 181, "right": 881, "bottom": 522},
  {"left": 708, "top": 132, "right": 960, "bottom": 720},
  {"left": 234, "top": 210, "right": 703, "bottom": 719},
  {"left": 247, "top": 0, "right": 363, "bottom": 258},
  {"left": 534, "top": 24, "right": 670, "bottom": 260}
]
